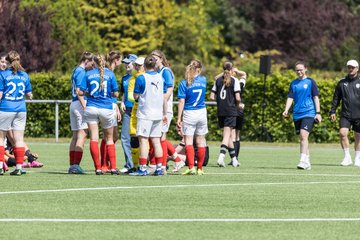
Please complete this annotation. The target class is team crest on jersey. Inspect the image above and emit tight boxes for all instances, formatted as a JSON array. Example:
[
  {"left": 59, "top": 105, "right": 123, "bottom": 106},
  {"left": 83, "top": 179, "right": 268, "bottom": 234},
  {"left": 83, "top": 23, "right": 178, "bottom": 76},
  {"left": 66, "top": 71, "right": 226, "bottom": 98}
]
[
  {"left": 356, "top": 84, "right": 360, "bottom": 89},
  {"left": 303, "top": 84, "right": 308, "bottom": 89}
]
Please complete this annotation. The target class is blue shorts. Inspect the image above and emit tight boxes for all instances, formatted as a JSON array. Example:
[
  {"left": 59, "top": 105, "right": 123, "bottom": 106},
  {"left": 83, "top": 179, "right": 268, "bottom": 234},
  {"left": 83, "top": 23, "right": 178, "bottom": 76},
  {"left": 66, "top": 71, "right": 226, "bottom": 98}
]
[{"left": 294, "top": 117, "right": 315, "bottom": 135}]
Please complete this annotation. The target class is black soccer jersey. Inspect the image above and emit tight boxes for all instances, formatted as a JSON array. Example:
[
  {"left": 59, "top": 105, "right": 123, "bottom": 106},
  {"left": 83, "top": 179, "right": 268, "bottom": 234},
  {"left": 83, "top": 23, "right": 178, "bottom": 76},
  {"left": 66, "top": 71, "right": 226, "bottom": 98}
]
[{"left": 212, "top": 76, "right": 240, "bottom": 116}]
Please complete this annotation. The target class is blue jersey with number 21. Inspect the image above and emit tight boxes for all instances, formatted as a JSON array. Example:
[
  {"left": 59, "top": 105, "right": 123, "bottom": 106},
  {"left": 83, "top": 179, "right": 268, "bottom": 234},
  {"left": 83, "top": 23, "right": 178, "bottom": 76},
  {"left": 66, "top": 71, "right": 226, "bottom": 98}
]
[
  {"left": 0, "top": 69, "right": 32, "bottom": 112},
  {"left": 177, "top": 75, "right": 206, "bottom": 111}
]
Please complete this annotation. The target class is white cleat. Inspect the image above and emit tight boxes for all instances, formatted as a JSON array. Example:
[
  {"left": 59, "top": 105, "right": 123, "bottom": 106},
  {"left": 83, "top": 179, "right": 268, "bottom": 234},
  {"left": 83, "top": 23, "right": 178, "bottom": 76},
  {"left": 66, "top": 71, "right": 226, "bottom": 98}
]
[
  {"left": 297, "top": 161, "right": 311, "bottom": 170},
  {"left": 217, "top": 157, "right": 226, "bottom": 167},
  {"left": 340, "top": 157, "right": 353, "bottom": 166},
  {"left": 232, "top": 158, "right": 240, "bottom": 167},
  {"left": 354, "top": 158, "right": 360, "bottom": 167}
]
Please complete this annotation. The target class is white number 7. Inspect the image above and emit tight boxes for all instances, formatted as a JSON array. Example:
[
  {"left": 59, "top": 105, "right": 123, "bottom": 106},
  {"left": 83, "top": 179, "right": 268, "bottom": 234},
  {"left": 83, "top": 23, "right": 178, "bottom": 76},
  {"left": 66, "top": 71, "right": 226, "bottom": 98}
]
[{"left": 192, "top": 89, "right": 202, "bottom": 107}]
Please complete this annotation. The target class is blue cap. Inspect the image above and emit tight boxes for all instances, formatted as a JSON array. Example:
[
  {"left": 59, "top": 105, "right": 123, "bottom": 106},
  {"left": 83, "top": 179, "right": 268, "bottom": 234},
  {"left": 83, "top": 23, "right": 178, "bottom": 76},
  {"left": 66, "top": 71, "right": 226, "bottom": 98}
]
[{"left": 122, "top": 54, "right": 138, "bottom": 63}]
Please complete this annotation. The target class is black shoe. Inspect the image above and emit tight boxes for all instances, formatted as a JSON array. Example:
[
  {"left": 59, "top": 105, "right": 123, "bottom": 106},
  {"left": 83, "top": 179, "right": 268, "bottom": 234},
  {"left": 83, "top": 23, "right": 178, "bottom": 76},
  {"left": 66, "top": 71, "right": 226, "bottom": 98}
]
[
  {"left": 10, "top": 169, "right": 22, "bottom": 176},
  {"left": 0, "top": 168, "right": 4, "bottom": 175},
  {"left": 111, "top": 169, "right": 120, "bottom": 175},
  {"left": 127, "top": 168, "right": 137, "bottom": 174},
  {"left": 95, "top": 170, "right": 104, "bottom": 175},
  {"left": 227, "top": 161, "right": 232, "bottom": 165}
]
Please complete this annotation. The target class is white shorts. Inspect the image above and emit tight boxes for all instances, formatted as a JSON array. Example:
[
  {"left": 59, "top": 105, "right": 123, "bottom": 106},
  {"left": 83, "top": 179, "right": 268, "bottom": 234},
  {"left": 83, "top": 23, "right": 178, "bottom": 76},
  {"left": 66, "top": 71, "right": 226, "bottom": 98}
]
[
  {"left": 182, "top": 108, "right": 208, "bottom": 136},
  {"left": 84, "top": 106, "right": 116, "bottom": 129},
  {"left": 0, "top": 111, "right": 27, "bottom": 131},
  {"left": 161, "top": 113, "right": 173, "bottom": 133},
  {"left": 111, "top": 103, "right": 118, "bottom": 127},
  {"left": 136, "top": 118, "right": 162, "bottom": 137},
  {"left": 70, "top": 101, "right": 88, "bottom": 131}
]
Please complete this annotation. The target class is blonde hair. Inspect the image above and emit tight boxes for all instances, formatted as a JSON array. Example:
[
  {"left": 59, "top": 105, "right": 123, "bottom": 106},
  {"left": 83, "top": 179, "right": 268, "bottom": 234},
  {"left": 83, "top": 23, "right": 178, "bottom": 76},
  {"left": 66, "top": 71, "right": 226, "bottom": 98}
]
[
  {"left": 94, "top": 54, "right": 106, "bottom": 91},
  {"left": 223, "top": 61, "right": 233, "bottom": 87},
  {"left": 185, "top": 60, "right": 202, "bottom": 86},
  {"left": 151, "top": 49, "right": 170, "bottom": 67},
  {"left": 6, "top": 50, "right": 25, "bottom": 74}
]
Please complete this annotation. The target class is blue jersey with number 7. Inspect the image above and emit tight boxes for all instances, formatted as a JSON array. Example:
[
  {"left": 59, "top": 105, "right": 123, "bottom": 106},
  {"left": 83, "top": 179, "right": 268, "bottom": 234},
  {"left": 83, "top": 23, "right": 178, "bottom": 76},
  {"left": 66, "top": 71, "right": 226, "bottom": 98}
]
[
  {"left": 0, "top": 69, "right": 32, "bottom": 112},
  {"left": 177, "top": 75, "right": 207, "bottom": 110}
]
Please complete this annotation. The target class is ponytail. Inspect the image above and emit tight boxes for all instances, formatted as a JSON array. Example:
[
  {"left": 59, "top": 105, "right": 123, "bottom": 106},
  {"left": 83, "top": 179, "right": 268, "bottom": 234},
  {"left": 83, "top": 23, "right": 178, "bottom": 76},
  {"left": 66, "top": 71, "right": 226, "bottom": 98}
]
[
  {"left": 94, "top": 54, "right": 106, "bottom": 91},
  {"left": 222, "top": 61, "right": 233, "bottom": 87},
  {"left": 185, "top": 60, "right": 202, "bottom": 86},
  {"left": 6, "top": 50, "right": 25, "bottom": 74}
]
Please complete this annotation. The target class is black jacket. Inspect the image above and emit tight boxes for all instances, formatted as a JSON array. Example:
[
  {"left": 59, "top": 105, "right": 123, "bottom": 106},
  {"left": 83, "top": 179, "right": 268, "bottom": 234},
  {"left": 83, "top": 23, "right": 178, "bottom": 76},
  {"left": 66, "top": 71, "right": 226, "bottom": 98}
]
[{"left": 330, "top": 75, "right": 360, "bottom": 119}]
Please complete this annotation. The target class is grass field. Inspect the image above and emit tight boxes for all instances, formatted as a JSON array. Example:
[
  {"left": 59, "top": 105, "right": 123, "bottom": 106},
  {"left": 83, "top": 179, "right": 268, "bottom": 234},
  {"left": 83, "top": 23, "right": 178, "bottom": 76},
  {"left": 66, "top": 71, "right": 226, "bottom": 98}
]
[{"left": 1, "top": 140, "right": 360, "bottom": 240}]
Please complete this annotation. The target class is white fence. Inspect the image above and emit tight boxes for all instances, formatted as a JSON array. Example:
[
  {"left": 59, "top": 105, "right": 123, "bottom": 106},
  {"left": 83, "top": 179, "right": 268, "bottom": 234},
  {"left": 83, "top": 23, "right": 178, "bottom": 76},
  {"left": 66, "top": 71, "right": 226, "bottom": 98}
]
[{"left": 25, "top": 100, "right": 217, "bottom": 143}]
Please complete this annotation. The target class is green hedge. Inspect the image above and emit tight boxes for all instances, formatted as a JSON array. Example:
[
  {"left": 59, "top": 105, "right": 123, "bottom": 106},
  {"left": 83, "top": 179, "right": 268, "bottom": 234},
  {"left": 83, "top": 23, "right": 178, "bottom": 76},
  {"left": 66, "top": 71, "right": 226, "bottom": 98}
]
[{"left": 26, "top": 71, "right": 344, "bottom": 142}]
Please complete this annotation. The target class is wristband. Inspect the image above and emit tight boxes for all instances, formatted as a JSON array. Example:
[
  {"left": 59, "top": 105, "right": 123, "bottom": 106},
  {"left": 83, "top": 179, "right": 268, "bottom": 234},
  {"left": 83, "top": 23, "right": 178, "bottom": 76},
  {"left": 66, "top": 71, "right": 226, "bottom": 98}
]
[{"left": 316, "top": 112, "right": 321, "bottom": 114}]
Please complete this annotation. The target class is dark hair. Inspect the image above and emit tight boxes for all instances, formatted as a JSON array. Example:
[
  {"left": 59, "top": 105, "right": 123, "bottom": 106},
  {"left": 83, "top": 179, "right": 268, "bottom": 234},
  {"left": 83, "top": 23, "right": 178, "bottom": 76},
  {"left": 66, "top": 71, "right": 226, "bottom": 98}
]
[
  {"left": 185, "top": 60, "right": 202, "bottom": 86},
  {"left": 144, "top": 55, "right": 157, "bottom": 70},
  {"left": 223, "top": 60, "right": 233, "bottom": 87},
  {"left": 151, "top": 49, "right": 170, "bottom": 67},
  {"left": 79, "top": 51, "right": 94, "bottom": 64},
  {"left": 106, "top": 50, "right": 122, "bottom": 68},
  {"left": 6, "top": 50, "right": 25, "bottom": 74},
  {"left": 294, "top": 61, "right": 308, "bottom": 69}
]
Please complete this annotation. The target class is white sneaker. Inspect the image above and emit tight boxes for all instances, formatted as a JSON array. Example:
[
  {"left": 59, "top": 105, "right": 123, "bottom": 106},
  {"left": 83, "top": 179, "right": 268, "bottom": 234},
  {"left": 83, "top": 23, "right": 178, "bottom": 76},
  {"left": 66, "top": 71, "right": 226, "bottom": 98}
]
[
  {"left": 297, "top": 161, "right": 311, "bottom": 170},
  {"left": 340, "top": 157, "right": 353, "bottom": 166},
  {"left": 217, "top": 156, "right": 225, "bottom": 167},
  {"left": 172, "top": 160, "right": 185, "bottom": 173},
  {"left": 354, "top": 158, "right": 360, "bottom": 167},
  {"left": 120, "top": 168, "right": 129, "bottom": 174},
  {"left": 232, "top": 158, "right": 240, "bottom": 167},
  {"left": 147, "top": 165, "right": 156, "bottom": 175}
]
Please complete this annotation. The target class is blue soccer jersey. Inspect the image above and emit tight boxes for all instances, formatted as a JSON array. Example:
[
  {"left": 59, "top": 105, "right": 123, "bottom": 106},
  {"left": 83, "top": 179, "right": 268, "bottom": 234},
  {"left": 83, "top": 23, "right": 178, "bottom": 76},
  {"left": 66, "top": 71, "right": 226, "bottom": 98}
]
[
  {"left": 287, "top": 77, "right": 319, "bottom": 120},
  {"left": 159, "top": 67, "right": 174, "bottom": 94},
  {"left": 80, "top": 68, "right": 118, "bottom": 110},
  {"left": 177, "top": 75, "right": 207, "bottom": 111},
  {"left": 0, "top": 69, "right": 32, "bottom": 112},
  {"left": 121, "top": 74, "right": 134, "bottom": 108},
  {"left": 71, "top": 66, "right": 86, "bottom": 102}
]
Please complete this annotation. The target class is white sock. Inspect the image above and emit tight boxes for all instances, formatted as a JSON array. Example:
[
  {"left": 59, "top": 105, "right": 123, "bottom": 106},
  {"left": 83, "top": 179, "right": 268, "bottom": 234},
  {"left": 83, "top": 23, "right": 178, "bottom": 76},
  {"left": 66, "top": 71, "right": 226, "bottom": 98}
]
[
  {"left": 306, "top": 155, "right": 310, "bottom": 162},
  {"left": 344, "top": 148, "right": 351, "bottom": 158},
  {"left": 219, "top": 153, "right": 225, "bottom": 159},
  {"left": 16, "top": 164, "right": 22, "bottom": 170},
  {"left": 156, "top": 163, "right": 162, "bottom": 169},
  {"left": 300, "top": 153, "right": 307, "bottom": 162},
  {"left": 140, "top": 165, "right": 147, "bottom": 171},
  {"left": 355, "top": 151, "right": 360, "bottom": 159},
  {"left": 0, "top": 162, "right": 3, "bottom": 168}
]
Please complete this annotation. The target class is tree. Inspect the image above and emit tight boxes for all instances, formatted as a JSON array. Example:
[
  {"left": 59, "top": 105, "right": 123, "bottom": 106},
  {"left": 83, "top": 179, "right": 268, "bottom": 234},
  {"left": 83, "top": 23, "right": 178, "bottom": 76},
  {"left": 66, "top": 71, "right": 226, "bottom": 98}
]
[{"left": 0, "top": 0, "right": 59, "bottom": 72}]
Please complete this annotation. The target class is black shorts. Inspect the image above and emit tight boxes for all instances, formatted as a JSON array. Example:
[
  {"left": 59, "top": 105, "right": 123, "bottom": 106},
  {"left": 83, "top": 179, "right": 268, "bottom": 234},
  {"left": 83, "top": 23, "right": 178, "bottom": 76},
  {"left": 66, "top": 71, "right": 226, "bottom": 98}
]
[
  {"left": 340, "top": 117, "right": 360, "bottom": 132},
  {"left": 235, "top": 110, "right": 244, "bottom": 130},
  {"left": 218, "top": 116, "right": 237, "bottom": 128},
  {"left": 294, "top": 117, "right": 315, "bottom": 135}
]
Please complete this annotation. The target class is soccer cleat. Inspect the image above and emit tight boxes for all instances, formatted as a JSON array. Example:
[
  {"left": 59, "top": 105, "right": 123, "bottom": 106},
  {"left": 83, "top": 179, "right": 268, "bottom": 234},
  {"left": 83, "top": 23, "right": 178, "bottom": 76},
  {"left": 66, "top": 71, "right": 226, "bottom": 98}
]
[
  {"left": 147, "top": 165, "right": 156, "bottom": 175},
  {"left": 3, "top": 162, "right": 8, "bottom": 172},
  {"left": 217, "top": 157, "right": 226, "bottom": 167},
  {"left": 22, "top": 162, "right": 31, "bottom": 168},
  {"left": 129, "top": 169, "right": 148, "bottom": 176},
  {"left": 68, "top": 165, "right": 85, "bottom": 174},
  {"left": 232, "top": 159, "right": 240, "bottom": 167},
  {"left": 197, "top": 169, "right": 204, "bottom": 175},
  {"left": 182, "top": 167, "right": 196, "bottom": 175},
  {"left": 340, "top": 157, "right": 353, "bottom": 166},
  {"left": 101, "top": 165, "right": 111, "bottom": 173},
  {"left": 0, "top": 168, "right": 4, "bottom": 175},
  {"left": 120, "top": 168, "right": 129, "bottom": 174},
  {"left": 297, "top": 161, "right": 311, "bottom": 170},
  {"left": 172, "top": 161, "right": 185, "bottom": 173},
  {"left": 95, "top": 169, "right": 104, "bottom": 175},
  {"left": 153, "top": 168, "right": 164, "bottom": 176},
  {"left": 355, "top": 158, "right": 360, "bottom": 167},
  {"left": 21, "top": 169, "right": 27, "bottom": 174},
  {"left": 30, "top": 160, "right": 44, "bottom": 168},
  {"left": 110, "top": 169, "right": 120, "bottom": 175},
  {"left": 10, "top": 169, "right": 22, "bottom": 176},
  {"left": 227, "top": 161, "right": 232, "bottom": 165}
]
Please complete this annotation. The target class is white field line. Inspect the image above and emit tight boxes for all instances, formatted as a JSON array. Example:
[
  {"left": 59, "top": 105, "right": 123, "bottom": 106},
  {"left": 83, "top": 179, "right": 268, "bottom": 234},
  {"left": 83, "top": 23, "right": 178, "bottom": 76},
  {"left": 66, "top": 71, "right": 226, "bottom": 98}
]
[
  {"left": 1, "top": 218, "right": 360, "bottom": 223},
  {"left": 1, "top": 181, "right": 360, "bottom": 195},
  {"left": 206, "top": 172, "right": 360, "bottom": 177}
]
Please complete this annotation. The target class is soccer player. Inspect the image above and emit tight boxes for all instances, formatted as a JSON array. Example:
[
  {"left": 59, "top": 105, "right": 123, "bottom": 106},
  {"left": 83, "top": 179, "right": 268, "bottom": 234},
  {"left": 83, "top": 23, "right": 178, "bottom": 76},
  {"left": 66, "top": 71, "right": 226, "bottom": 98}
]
[
  {"left": 283, "top": 61, "right": 322, "bottom": 170},
  {"left": 68, "top": 52, "right": 94, "bottom": 174},
  {"left": 210, "top": 61, "right": 241, "bottom": 168},
  {"left": 119, "top": 54, "right": 137, "bottom": 173},
  {"left": 79, "top": 54, "right": 119, "bottom": 175},
  {"left": 0, "top": 50, "right": 33, "bottom": 176},
  {"left": 99, "top": 50, "right": 122, "bottom": 172},
  {"left": 130, "top": 55, "right": 166, "bottom": 176},
  {"left": 330, "top": 60, "right": 360, "bottom": 166},
  {"left": 177, "top": 60, "right": 208, "bottom": 175}
]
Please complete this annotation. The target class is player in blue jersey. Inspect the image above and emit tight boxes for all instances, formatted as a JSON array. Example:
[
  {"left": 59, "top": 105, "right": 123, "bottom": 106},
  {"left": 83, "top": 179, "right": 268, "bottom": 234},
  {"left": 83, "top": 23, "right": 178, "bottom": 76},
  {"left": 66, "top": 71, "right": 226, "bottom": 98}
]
[
  {"left": 0, "top": 50, "right": 33, "bottom": 176},
  {"left": 151, "top": 50, "right": 181, "bottom": 173},
  {"left": 79, "top": 54, "right": 119, "bottom": 175},
  {"left": 283, "top": 61, "right": 322, "bottom": 170},
  {"left": 68, "top": 52, "right": 94, "bottom": 174},
  {"left": 177, "top": 60, "right": 208, "bottom": 175},
  {"left": 119, "top": 54, "right": 137, "bottom": 174},
  {"left": 99, "top": 50, "right": 122, "bottom": 172}
]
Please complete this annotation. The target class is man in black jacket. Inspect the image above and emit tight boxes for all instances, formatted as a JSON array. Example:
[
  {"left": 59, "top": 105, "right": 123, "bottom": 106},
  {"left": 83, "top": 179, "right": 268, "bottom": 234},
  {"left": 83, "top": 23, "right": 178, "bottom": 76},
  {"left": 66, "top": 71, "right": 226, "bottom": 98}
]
[{"left": 330, "top": 60, "right": 360, "bottom": 166}]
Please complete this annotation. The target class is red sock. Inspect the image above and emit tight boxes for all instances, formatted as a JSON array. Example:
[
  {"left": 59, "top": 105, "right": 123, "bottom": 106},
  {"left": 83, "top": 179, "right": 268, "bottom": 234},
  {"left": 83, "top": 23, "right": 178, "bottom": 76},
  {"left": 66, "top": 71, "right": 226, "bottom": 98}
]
[
  {"left": 74, "top": 151, "right": 83, "bottom": 165},
  {"left": 155, "top": 157, "right": 163, "bottom": 166},
  {"left": 161, "top": 140, "right": 168, "bottom": 167},
  {"left": 185, "top": 145, "right": 195, "bottom": 169},
  {"left": 69, "top": 150, "right": 75, "bottom": 165},
  {"left": 197, "top": 147, "right": 206, "bottom": 170},
  {"left": 100, "top": 139, "right": 107, "bottom": 167},
  {"left": 0, "top": 146, "right": 4, "bottom": 162},
  {"left": 90, "top": 141, "right": 100, "bottom": 170},
  {"left": 107, "top": 144, "right": 116, "bottom": 169},
  {"left": 149, "top": 140, "right": 156, "bottom": 165},
  {"left": 139, "top": 157, "right": 147, "bottom": 166},
  {"left": 166, "top": 140, "right": 180, "bottom": 162},
  {"left": 14, "top": 147, "right": 25, "bottom": 165}
]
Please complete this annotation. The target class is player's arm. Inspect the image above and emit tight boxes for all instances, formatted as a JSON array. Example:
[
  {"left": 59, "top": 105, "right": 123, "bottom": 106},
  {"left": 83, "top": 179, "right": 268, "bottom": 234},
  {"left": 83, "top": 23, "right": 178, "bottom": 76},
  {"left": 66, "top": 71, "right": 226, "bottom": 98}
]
[
  {"left": 330, "top": 82, "right": 341, "bottom": 121},
  {"left": 283, "top": 98, "right": 293, "bottom": 118},
  {"left": 177, "top": 98, "right": 185, "bottom": 131},
  {"left": 76, "top": 88, "right": 86, "bottom": 109}
]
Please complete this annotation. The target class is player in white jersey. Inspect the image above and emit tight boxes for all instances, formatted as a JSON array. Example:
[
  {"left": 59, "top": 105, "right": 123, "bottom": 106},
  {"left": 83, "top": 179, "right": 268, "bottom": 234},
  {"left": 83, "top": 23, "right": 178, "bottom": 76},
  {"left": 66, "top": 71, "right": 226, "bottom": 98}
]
[
  {"left": 129, "top": 55, "right": 166, "bottom": 176},
  {"left": 79, "top": 54, "right": 119, "bottom": 175},
  {"left": 68, "top": 52, "right": 94, "bottom": 174},
  {"left": 177, "top": 60, "right": 208, "bottom": 175},
  {"left": 0, "top": 51, "right": 33, "bottom": 176}
]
